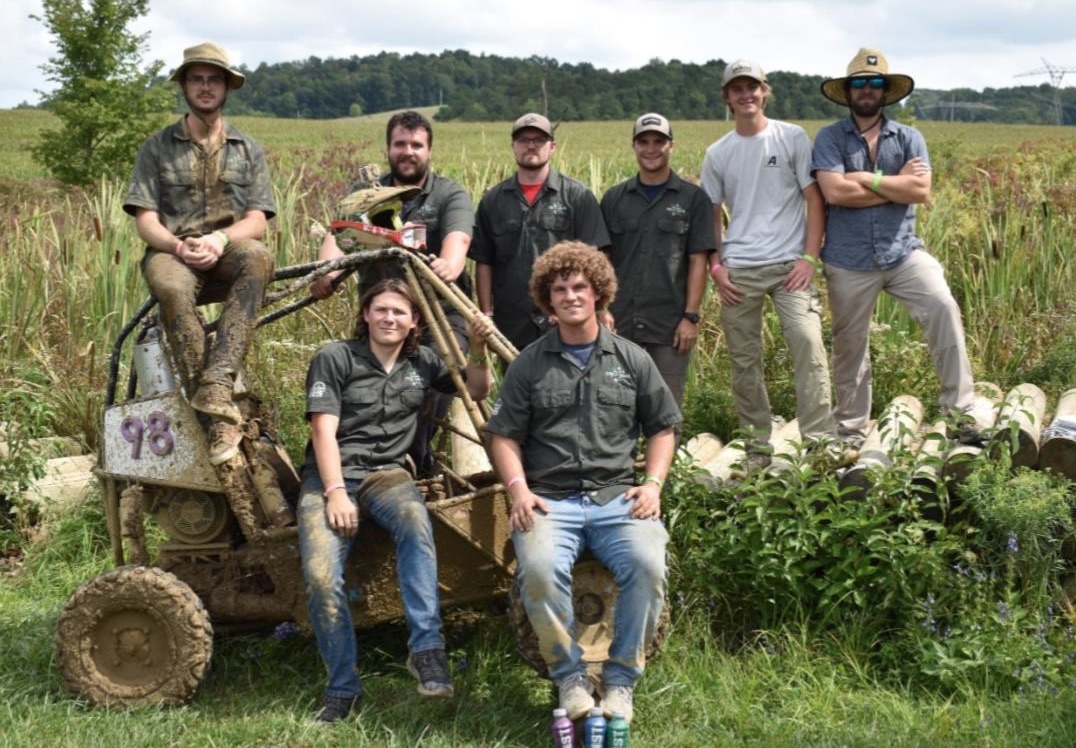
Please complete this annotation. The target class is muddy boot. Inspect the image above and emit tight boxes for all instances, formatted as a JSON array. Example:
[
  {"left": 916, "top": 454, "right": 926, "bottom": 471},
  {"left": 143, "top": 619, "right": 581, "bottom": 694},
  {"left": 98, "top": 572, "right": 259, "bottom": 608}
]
[
  {"left": 191, "top": 379, "right": 242, "bottom": 425},
  {"left": 207, "top": 421, "right": 243, "bottom": 466}
]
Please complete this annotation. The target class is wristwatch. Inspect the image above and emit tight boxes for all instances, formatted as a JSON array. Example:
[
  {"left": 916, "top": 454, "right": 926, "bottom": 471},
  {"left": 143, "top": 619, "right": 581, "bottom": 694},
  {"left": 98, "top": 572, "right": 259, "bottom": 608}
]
[{"left": 682, "top": 311, "right": 700, "bottom": 324}]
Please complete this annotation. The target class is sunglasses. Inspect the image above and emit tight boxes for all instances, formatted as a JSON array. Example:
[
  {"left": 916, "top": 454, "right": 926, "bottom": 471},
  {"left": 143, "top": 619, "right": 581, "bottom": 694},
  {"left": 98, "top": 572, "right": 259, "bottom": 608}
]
[{"left": 849, "top": 76, "right": 887, "bottom": 90}]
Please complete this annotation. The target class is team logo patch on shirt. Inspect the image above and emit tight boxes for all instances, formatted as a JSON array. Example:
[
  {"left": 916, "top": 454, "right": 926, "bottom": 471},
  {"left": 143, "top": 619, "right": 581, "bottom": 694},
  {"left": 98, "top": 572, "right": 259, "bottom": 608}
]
[
  {"left": 406, "top": 371, "right": 425, "bottom": 388},
  {"left": 546, "top": 201, "right": 568, "bottom": 215},
  {"left": 309, "top": 381, "right": 327, "bottom": 398},
  {"left": 665, "top": 203, "right": 686, "bottom": 218},
  {"left": 413, "top": 203, "right": 437, "bottom": 221},
  {"left": 491, "top": 399, "right": 502, "bottom": 416},
  {"left": 605, "top": 366, "right": 634, "bottom": 387}
]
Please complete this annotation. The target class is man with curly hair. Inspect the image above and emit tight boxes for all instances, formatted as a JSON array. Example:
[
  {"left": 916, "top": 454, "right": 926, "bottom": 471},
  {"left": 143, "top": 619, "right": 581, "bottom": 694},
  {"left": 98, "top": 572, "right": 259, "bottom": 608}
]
[{"left": 486, "top": 241, "right": 681, "bottom": 724}]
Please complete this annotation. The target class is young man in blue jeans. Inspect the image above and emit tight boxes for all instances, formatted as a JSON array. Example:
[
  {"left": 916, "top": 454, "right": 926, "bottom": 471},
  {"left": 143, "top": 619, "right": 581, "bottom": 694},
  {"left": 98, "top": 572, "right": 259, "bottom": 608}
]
[
  {"left": 487, "top": 241, "right": 681, "bottom": 724},
  {"left": 297, "top": 278, "right": 490, "bottom": 724}
]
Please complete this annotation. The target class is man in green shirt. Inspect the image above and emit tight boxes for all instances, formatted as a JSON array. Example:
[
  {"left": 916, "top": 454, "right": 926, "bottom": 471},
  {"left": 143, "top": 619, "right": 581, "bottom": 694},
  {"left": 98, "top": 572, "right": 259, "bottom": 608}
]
[
  {"left": 487, "top": 242, "right": 681, "bottom": 724},
  {"left": 124, "top": 42, "right": 276, "bottom": 465}
]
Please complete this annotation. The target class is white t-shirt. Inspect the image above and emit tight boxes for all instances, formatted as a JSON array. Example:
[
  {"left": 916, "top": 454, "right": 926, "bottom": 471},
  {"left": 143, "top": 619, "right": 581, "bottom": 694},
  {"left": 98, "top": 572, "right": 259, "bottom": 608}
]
[{"left": 700, "top": 119, "right": 814, "bottom": 268}]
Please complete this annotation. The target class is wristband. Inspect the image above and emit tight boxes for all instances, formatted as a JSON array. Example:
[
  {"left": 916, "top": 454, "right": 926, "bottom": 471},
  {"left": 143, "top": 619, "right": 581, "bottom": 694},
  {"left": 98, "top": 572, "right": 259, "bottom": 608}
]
[
  {"left": 213, "top": 230, "right": 230, "bottom": 247},
  {"left": 643, "top": 475, "right": 664, "bottom": 489},
  {"left": 466, "top": 350, "right": 487, "bottom": 367},
  {"left": 506, "top": 476, "right": 526, "bottom": 491},
  {"left": 322, "top": 482, "right": 346, "bottom": 498},
  {"left": 801, "top": 254, "right": 823, "bottom": 271},
  {"left": 870, "top": 170, "right": 883, "bottom": 193}
]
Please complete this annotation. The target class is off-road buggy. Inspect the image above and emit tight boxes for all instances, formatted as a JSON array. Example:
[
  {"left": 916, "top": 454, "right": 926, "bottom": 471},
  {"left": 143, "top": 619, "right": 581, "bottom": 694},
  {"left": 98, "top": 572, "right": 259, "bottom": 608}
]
[{"left": 54, "top": 196, "right": 666, "bottom": 708}]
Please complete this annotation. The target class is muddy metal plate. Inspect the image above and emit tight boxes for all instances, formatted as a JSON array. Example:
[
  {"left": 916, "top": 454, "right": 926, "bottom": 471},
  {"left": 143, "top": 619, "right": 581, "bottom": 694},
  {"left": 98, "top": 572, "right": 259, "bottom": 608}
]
[{"left": 101, "top": 391, "right": 222, "bottom": 492}]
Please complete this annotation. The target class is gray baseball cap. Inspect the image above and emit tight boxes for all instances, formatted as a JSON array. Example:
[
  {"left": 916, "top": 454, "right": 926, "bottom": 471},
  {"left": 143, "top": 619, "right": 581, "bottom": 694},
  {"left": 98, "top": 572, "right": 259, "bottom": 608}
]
[
  {"left": 722, "top": 59, "right": 767, "bottom": 87},
  {"left": 632, "top": 112, "right": 672, "bottom": 139},
  {"left": 511, "top": 112, "right": 554, "bottom": 138}
]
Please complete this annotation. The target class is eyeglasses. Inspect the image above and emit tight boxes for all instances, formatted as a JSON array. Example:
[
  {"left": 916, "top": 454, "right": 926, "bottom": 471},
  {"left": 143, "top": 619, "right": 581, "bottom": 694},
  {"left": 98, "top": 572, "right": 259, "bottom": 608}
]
[
  {"left": 849, "top": 76, "right": 887, "bottom": 90},
  {"left": 513, "top": 136, "right": 551, "bottom": 148},
  {"left": 187, "top": 74, "right": 226, "bottom": 88}
]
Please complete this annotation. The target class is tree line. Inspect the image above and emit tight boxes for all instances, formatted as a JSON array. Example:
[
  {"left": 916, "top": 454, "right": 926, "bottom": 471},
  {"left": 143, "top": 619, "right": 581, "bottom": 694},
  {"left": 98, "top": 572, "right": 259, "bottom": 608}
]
[{"left": 220, "top": 49, "right": 1075, "bottom": 126}]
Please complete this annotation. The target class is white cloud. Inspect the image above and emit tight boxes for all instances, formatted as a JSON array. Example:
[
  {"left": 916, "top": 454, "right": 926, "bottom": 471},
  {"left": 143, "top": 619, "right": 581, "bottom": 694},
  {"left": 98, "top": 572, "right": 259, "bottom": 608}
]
[{"left": 3, "top": 0, "right": 1073, "bottom": 109}]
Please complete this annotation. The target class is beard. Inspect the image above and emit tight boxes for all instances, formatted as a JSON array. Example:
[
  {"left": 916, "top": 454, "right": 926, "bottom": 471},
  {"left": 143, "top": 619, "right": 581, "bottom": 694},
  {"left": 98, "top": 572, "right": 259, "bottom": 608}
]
[
  {"left": 850, "top": 97, "right": 884, "bottom": 118},
  {"left": 184, "top": 89, "right": 226, "bottom": 118},
  {"left": 389, "top": 158, "right": 429, "bottom": 186}
]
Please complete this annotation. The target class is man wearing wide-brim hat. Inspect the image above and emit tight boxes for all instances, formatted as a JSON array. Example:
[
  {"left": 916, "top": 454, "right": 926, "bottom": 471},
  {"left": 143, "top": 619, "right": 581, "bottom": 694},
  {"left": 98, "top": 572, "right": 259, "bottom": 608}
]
[
  {"left": 124, "top": 42, "right": 276, "bottom": 465},
  {"left": 810, "top": 48, "right": 984, "bottom": 448}
]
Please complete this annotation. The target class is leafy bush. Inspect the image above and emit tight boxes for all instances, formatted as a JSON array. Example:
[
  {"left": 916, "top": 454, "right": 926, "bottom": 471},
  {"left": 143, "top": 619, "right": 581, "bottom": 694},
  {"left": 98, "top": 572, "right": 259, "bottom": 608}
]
[
  {"left": 665, "top": 442, "right": 1076, "bottom": 694},
  {"left": 0, "top": 381, "right": 56, "bottom": 552}
]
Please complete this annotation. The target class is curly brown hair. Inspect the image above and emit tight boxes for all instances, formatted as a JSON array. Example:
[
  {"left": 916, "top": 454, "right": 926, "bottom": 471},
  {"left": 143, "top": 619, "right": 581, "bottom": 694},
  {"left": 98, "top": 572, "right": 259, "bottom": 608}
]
[
  {"left": 529, "top": 241, "right": 618, "bottom": 316},
  {"left": 353, "top": 278, "right": 422, "bottom": 354}
]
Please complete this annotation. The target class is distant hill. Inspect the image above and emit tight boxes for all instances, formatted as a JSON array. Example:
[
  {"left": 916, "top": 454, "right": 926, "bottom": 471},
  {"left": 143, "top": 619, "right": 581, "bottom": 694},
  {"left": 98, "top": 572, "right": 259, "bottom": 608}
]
[{"left": 212, "top": 50, "right": 1074, "bottom": 126}]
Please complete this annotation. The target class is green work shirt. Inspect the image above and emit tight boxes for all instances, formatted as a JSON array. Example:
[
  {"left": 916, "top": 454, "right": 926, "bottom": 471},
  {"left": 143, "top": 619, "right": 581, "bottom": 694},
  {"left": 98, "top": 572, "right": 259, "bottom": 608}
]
[
  {"left": 301, "top": 339, "right": 457, "bottom": 482},
  {"left": 486, "top": 326, "right": 682, "bottom": 503},
  {"left": 469, "top": 169, "right": 611, "bottom": 350},
  {"left": 358, "top": 170, "right": 475, "bottom": 300},
  {"left": 123, "top": 116, "right": 276, "bottom": 239},
  {"left": 601, "top": 171, "right": 715, "bottom": 345}
]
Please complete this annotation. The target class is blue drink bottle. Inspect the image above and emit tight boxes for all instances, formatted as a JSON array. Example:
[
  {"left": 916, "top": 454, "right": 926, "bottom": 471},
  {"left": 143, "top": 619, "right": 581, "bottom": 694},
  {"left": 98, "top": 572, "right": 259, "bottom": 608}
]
[{"left": 583, "top": 707, "right": 607, "bottom": 748}]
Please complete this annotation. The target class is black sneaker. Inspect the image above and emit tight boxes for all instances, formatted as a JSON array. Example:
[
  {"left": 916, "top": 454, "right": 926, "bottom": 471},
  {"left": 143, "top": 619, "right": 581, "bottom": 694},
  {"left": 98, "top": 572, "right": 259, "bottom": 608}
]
[
  {"left": 407, "top": 648, "right": 454, "bottom": 698},
  {"left": 314, "top": 694, "right": 359, "bottom": 724}
]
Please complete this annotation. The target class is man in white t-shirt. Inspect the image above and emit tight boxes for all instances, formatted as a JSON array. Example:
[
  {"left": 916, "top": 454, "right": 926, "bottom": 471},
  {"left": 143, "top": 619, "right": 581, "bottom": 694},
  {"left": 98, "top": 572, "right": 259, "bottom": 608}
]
[{"left": 700, "top": 59, "right": 838, "bottom": 471}]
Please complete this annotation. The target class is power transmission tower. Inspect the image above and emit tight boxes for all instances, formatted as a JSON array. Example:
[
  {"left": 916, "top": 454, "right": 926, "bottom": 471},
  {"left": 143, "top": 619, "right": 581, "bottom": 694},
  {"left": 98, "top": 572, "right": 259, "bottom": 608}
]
[{"left": 1015, "top": 58, "right": 1076, "bottom": 125}]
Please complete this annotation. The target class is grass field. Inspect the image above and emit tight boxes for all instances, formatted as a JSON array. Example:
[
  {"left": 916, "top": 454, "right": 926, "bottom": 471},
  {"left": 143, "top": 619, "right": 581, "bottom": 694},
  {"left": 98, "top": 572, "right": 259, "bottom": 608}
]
[{"left": 1, "top": 109, "right": 1074, "bottom": 746}]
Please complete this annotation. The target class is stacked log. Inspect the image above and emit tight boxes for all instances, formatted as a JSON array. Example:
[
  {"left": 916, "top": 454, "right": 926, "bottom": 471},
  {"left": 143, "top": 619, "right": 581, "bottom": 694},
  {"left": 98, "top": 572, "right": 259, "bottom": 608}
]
[{"left": 1038, "top": 388, "right": 1076, "bottom": 481}]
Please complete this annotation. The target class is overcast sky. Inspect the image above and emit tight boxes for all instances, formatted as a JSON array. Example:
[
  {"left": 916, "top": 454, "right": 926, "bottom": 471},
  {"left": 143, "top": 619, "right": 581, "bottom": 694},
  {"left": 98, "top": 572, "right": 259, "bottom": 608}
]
[{"left": 3, "top": 0, "right": 1075, "bottom": 109}]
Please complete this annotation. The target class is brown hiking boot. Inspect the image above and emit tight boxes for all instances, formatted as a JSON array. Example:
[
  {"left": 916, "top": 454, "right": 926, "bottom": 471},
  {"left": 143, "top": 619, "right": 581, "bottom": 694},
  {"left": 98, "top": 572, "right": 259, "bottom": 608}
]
[
  {"left": 191, "top": 379, "right": 242, "bottom": 425},
  {"left": 207, "top": 421, "right": 242, "bottom": 466}
]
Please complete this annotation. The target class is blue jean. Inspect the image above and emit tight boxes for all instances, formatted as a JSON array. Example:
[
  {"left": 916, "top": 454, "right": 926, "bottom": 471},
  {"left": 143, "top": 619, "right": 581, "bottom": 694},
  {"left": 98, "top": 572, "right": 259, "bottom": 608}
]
[
  {"left": 297, "top": 468, "right": 445, "bottom": 699},
  {"left": 512, "top": 492, "right": 668, "bottom": 687}
]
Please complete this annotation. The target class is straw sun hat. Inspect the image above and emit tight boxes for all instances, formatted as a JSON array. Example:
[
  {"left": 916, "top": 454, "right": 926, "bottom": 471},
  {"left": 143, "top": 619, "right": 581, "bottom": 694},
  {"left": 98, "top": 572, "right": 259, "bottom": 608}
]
[{"left": 821, "top": 48, "right": 914, "bottom": 107}]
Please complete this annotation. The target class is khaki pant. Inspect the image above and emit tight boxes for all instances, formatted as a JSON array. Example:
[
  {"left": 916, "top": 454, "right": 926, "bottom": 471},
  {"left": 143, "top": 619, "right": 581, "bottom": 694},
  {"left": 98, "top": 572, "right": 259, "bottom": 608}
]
[
  {"left": 826, "top": 250, "right": 975, "bottom": 439},
  {"left": 721, "top": 261, "right": 836, "bottom": 448},
  {"left": 142, "top": 238, "right": 275, "bottom": 394}
]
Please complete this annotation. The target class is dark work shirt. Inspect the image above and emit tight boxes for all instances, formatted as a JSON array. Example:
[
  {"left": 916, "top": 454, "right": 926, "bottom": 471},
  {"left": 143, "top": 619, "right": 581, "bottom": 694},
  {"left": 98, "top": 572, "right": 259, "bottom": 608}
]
[
  {"left": 469, "top": 168, "right": 610, "bottom": 350},
  {"left": 301, "top": 339, "right": 456, "bottom": 482},
  {"left": 486, "top": 326, "right": 682, "bottom": 504},
  {"left": 357, "top": 170, "right": 475, "bottom": 299},
  {"left": 601, "top": 172, "right": 714, "bottom": 345}
]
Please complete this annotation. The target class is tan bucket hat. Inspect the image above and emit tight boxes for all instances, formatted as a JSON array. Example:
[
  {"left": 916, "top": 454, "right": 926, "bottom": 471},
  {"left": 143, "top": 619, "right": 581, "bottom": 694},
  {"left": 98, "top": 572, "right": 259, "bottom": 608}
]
[
  {"left": 169, "top": 42, "right": 246, "bottom": 90},
  {"left": 821, "top": 48, "right": 914, "bottom": 106}
]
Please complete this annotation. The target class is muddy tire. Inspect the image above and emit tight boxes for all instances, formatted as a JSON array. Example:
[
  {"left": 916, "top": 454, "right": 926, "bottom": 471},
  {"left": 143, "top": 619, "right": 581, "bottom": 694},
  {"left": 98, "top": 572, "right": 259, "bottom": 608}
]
[
  {"left": 55, "top": 566, "right": 213, "bottom": 707},
  {"left": 508, "top": 559, "right": 669, "bottom": 680}
]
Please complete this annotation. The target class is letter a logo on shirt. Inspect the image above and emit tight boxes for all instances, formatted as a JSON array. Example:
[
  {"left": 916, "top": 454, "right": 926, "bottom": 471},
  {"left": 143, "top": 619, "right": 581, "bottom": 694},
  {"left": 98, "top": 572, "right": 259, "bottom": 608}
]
[{"left": 765, "top": 156, "right": 778, "bottom": 167}]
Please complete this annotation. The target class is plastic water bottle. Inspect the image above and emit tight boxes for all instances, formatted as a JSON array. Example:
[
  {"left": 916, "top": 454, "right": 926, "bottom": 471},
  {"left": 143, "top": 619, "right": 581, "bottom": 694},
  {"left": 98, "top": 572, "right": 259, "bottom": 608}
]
[
  {"left": 606, "top": 710, "right": 629, "bottom": 748},
  {"left": 583, "top": 707, "right": 607, "bottom": 748},
  {"left": 551, "top": 707, "right": 575, "bottom": 748}
]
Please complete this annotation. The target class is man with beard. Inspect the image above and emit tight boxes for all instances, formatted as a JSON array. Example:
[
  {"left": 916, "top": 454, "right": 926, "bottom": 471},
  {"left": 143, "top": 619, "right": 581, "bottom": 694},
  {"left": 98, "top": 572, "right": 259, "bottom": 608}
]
[
  {"left": 811, "top": 48, "right": 982, "bottom": 447},
  {"left": 313, "top": 111, "right": 475, "bottom": 476},
  {"left": 601, "top": 113, "right": 713, "bottom": 405},
  {"left": 124, "top": 42, "right": 275, "bottom": 465},
  {"left": 470, "top": 113, "right": 610, "bottom": 352}
]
